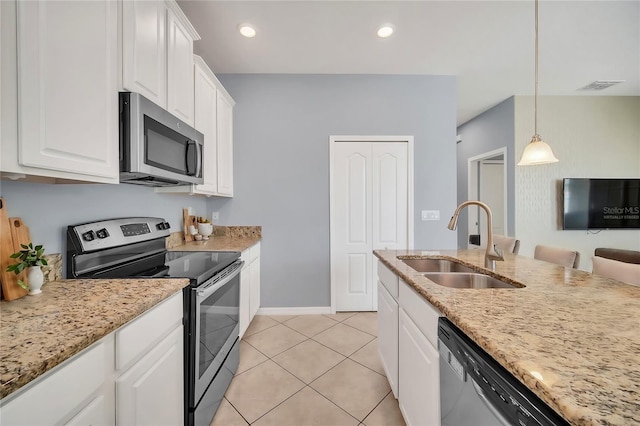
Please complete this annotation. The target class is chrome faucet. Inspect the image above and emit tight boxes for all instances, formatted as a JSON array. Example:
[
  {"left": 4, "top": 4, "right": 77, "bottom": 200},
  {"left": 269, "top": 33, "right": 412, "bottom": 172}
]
[{"left": 447, "top": 200, "right": 504, "bottom": 269}]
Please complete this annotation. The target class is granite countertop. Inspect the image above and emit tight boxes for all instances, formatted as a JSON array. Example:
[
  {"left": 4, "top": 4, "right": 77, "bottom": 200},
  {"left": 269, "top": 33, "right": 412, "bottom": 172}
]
[
  {"left": 374, "top": 249, "right": 640, "bottom": 426},
  {"left": 170, "top": 234, "right": 261, "bottom": 253},
  {"left": 0, "top": 278, "right": 189, "bottom": 399},
  {"left": 168, "top": 225, "right": 261, "bottom": 253}
]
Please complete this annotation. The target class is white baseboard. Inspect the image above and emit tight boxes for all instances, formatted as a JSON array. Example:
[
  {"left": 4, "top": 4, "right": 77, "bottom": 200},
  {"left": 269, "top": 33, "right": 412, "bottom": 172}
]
[{"left": 256, "top": 306, "right": 332, "bottom": 316}]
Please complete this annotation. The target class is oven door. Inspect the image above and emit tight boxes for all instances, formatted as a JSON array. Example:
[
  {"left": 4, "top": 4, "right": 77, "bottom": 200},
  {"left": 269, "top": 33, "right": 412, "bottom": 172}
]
[{"left": 193, "top": 261, "right": 242, "bottom": 404}]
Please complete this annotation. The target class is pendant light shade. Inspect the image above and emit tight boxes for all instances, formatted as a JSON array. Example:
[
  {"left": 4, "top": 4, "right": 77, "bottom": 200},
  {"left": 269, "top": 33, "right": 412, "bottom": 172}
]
[
  {"left": 517, "top": 134, "right": 558, "bottom": 166},
  {"left": 517, "top": 0, "right": 559, "bottom": 166}
]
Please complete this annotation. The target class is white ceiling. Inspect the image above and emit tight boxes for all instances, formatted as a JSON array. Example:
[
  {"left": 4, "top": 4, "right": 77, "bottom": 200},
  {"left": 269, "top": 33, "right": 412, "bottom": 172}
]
[{"left": 177, "top": 0, "right": 640, "bottom": 125}]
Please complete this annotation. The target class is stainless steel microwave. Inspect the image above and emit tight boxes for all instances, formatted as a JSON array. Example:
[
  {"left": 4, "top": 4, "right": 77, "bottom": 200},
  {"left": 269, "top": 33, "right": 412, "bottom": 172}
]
[{"left": 119, "top": 92, "right": 204, "bottom": 187}]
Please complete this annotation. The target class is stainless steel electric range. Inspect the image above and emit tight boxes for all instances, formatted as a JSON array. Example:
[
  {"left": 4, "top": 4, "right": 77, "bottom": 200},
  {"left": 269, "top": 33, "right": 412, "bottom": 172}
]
[{"left": 66, "top": 217, "right": 242, "bottom": 426}]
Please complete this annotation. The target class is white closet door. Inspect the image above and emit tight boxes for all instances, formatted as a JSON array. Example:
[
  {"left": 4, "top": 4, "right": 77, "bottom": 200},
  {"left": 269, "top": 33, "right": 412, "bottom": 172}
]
[
  {"left": 333, "top": 142, "right": 373, "bottom": 311},
  {"left": 332, "top": 141, "right": 408, "bottom": 312}
]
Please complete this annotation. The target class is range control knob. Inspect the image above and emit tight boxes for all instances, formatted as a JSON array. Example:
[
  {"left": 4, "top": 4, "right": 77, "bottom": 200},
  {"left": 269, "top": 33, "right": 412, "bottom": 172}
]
[
  {"left": 156, "top": 222, "right": 171, "bottom": 231},
  {"left": 163, "top": 222, "right": 171, "bottom": 230},
  {"left": 82, "top": 230, "right": 96, "bottom": 242},
  {"left": 96, "top": 228, "right": 110, "bottom": 239}
]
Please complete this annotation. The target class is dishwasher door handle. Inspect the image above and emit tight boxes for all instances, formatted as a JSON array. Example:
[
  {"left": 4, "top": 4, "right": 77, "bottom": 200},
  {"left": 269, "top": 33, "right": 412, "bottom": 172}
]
[{"left": 471, "top": 378, "right": 512, "bottom": 426}]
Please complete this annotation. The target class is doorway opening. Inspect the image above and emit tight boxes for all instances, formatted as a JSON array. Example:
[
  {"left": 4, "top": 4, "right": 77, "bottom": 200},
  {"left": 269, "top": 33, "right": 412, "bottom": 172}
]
[{"left": 467, "top": 147, "right": 508, "bottom": 249}]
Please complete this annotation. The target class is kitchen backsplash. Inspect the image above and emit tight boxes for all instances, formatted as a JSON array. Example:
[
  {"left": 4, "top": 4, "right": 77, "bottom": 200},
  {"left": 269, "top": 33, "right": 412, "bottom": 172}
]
[{"left": 42, "top": 253, "right": 62, "bottom": 283}]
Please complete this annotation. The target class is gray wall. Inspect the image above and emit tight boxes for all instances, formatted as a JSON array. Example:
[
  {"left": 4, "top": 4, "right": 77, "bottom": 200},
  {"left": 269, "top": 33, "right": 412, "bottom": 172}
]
[
  {"left": 455, "top": 97, "right": 515, "bottom": 249},
  {"left": 0, "top": 181, "right": 207, "bottom": 272},
  {"left": 212, "top": 74, "right": 458, "bottom": 308}
]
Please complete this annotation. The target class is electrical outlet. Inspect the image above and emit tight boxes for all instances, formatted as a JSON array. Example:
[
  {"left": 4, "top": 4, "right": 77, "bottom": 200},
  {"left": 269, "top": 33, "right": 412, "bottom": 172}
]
[
  {"left": 421, "top": 210, "right": 440, "bottom": 221},
  {"left": 211, "top": 212, "right": 219, "bottom": 223}
]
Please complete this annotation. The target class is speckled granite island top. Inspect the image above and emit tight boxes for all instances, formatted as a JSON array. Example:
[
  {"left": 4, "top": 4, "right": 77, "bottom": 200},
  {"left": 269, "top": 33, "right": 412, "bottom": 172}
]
[
  {"left": 0, "top": 278, "right": 189, "bottom": 399},
  {"left": 374, "top": 249, "right": 640, "bottom": 426}
]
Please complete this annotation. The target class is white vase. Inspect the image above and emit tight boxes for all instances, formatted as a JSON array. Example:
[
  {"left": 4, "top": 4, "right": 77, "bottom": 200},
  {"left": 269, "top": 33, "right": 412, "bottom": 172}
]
[
  {"left": 27, "top": 266, "right": 44, "bottom": 295},
  {"left": 197, "top": 223, "right": 213, "bottom": 240}
]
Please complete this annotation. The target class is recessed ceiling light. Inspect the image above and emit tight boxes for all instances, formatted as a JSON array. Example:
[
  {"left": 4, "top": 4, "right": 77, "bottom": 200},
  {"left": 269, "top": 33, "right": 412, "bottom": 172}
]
[
  {"left": 377, "top": 24, "right": 394, "bottom": 38},
  {"left": 239, "top": 24, "right": 256, "bottom": 38}
]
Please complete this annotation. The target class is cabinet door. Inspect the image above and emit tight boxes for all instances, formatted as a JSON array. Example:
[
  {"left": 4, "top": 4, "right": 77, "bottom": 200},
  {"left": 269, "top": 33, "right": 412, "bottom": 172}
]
[
  {"left": 16, "top": 0, "right": 118, "bottom": 181},
  {"left": 116, "top": 326, "right": 183, "bottom": 426},
  {"left": 239, "top": 255, "right": 251, "bottom": 338},
  {"left": 377, "top": 281, "right": 399, "bottom": 398},
  {"left": 122, "top": 0, "right": 167, "bottom": 107},
  {"left": 166, "top": 8, "right": 194, "bottom": 126},
  {"left": 194, "top": 58, "right": 219, "bottom": 195},
  {"left": 216, "top": 91, "right": 234, "bottom": 196},
  {"left": 249, "top": 248, "right": 261, "bottom": 319},
  {"left": 398, "top": 309, "right": 440, "bottom": 426}
]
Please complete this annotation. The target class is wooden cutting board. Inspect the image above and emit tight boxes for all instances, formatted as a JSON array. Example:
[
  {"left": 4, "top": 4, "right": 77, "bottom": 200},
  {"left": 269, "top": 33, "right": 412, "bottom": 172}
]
[
  {"left": 0, "top": 199, "right": 28, "bottom": 300},
  {"left": 183, "top": 208, "right": 197, "bottom": 242}
]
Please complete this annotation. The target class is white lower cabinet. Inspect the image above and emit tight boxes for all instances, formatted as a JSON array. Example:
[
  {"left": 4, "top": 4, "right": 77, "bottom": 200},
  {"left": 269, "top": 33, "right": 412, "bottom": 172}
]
[
  {"left": 116, "top": 326, "right": 183, "bottom": 426},
  {"left": 377, "top": 260, "right": 441, "bottom": 426},
  {"left": 377, "top": 281, "right": 399, "bottom": 397},
  {"left": 0, "top": 292, "right": 184, "bottom": 426},
  {"left": 239, "top": 242, "right": 261, "bottom": 338},
  {"left": 398, "top": 308, "right": 440, "bottom": 426}
]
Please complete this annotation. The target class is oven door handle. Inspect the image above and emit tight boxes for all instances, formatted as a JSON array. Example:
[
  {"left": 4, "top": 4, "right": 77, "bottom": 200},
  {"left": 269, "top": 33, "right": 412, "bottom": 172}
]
[{"left": 196, "top": 261, "right": 244, "bottom": 300}]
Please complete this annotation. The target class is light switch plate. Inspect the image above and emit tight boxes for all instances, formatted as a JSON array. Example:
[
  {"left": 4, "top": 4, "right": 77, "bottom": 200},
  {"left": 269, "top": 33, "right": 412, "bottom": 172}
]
[
  {"left": 211, "top": 212, "right": 219, "bottom": 223},
  {"left": 421, "top": 210, "right": 440, "bottom": 221}
]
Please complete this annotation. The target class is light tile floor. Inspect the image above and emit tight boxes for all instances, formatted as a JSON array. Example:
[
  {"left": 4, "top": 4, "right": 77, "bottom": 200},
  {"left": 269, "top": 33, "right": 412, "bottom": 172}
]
[{"left": 211, "top": 312, "right": 406, "bottom": 426}]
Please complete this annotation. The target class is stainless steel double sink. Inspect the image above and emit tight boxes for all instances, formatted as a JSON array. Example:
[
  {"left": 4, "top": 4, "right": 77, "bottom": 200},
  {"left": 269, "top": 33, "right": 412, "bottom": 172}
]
[{"left": 399, "top": 258, "right": 523, "bottom": 289}]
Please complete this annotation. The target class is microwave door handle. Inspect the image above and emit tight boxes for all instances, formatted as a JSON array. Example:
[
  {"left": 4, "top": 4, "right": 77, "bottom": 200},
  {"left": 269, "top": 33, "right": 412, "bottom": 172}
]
[
  {"left": 195, "top": 141, "right": 202, "bottom": 178},
  {"left": 185, "top": 140, "right": 200, "bottom": 176}
]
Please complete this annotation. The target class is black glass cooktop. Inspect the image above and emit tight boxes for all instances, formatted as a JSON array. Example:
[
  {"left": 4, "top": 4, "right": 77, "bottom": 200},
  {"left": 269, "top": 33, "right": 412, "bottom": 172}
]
[{"left": 82, "top": 250, "right": 240, "bottom": 287}]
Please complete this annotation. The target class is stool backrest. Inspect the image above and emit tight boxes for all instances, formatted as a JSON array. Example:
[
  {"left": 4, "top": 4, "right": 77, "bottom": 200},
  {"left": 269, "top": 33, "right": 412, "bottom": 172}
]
[{"left": 534, "top": 245, "right": 580, "bottom": 269}]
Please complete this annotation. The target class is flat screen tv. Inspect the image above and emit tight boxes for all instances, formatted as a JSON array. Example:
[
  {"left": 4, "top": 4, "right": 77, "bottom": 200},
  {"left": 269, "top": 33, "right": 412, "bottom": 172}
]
[{"left": 562, "top": 178, "right": 640, "bottom": 230}]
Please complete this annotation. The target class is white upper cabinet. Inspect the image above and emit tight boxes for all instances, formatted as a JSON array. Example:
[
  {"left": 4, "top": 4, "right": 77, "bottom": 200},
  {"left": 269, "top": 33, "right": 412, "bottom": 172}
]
[
  {"left": 1, "top": 0, "right": 119, "bottom": 183},
  {"left": 157, "top": 56, "right": 235, "bottom": 197},
  {"left": 122, "top": 0, "right": 198, "bottom": 127},
  {"left": 121, "top": 0, "right": 167, "bottom": 107},
  {"left": 193, "top": 56, "right": 219, "bottom": 195},
  {"left": 216, "top": 89, "right": 234, "bottom": 196},
  {"left": 166, "top": 5, "right": 195, "bottom": 126}
]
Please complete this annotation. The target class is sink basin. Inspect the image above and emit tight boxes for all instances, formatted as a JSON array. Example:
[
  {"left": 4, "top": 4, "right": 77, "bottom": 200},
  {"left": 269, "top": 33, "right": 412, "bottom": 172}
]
[
  {"left": 401, "top": 258, "right": 475, "bottom": 273},
  {"left": 423, "top": 272, "right": 523, "bottom": 289}
]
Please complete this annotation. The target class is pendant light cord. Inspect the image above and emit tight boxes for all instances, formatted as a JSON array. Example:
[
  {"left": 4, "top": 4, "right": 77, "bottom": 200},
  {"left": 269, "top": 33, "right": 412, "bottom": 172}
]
[{"left": 534, "top": 0, "right": 539, "bottom": 137}]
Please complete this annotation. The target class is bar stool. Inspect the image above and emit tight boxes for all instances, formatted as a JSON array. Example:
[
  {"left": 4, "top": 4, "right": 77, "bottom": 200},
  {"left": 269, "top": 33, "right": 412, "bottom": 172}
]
[
  {"left": 534, "top": 245, "right": 580, "bottom": 269},
  {"left": 493, "top": 234, "right": 520, "bottom": 255},
  {"left": 592, "top": 256, "right": 640, "bottom": 286}
]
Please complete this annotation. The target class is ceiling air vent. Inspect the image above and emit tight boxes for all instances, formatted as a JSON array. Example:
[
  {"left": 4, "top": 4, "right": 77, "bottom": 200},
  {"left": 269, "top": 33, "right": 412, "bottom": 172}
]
[{"left": 578, "top": 80, "right": 625, "bottom": 91}]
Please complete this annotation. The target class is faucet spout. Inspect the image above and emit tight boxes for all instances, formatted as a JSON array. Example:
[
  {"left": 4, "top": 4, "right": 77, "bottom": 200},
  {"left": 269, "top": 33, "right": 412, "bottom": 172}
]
[{"left": 448, "top": 200, "right": 504, "bottom": 269}]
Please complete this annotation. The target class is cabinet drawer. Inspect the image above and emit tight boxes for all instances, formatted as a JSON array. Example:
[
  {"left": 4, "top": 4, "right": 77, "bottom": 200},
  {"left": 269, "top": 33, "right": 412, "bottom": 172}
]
[
  {"left": 115, "top": 292, "right": 183, "bottom": 370},
  {"left": 0, "top": 339, "right": 108, "bottom": 425},
  {"left": 378, "top": 261, "right": 399, "bottom": 299},
  {"left": 399, "top": 279, "right": 441, "bottom": 347}
]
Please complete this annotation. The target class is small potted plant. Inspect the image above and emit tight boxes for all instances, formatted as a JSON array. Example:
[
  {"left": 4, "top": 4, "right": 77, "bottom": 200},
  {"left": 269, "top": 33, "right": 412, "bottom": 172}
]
[
  {"left": 6, "top": 243, "right": 48, "bottom": 295},
  {"left": 196, "top": 217, "right": 213, "bottom": 240}
]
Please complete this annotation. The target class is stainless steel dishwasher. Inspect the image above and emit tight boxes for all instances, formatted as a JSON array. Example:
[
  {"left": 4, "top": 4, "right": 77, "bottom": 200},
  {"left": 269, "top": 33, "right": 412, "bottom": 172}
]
[{"left": 438, "top": 318, "right": 569, "bottom": 426}]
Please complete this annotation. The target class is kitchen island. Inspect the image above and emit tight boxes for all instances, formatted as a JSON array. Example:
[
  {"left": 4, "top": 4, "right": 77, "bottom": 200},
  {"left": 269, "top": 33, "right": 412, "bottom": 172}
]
[{"left": 375, "top": 249, "right": 639, "bottom": 426}]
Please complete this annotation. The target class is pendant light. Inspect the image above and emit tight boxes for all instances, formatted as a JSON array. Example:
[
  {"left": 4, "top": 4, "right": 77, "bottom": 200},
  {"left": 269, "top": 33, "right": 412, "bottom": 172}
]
[{"left": 518, "top": 0, "right": 559, "bottom": 166}]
